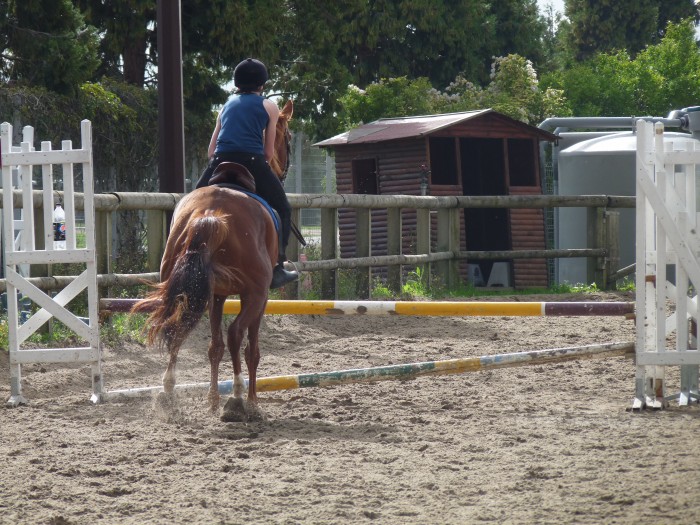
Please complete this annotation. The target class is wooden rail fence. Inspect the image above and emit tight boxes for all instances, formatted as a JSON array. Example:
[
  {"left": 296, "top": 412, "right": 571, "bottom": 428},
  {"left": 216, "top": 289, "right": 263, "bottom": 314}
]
[{"left": 0, "top": 191, "right": 635, "bottom": 298}]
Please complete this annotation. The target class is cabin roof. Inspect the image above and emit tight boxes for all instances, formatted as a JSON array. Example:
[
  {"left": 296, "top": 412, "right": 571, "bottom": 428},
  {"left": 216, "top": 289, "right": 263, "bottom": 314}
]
[{"left": 315, "top": 109, "right": 557, "bottom": 147}]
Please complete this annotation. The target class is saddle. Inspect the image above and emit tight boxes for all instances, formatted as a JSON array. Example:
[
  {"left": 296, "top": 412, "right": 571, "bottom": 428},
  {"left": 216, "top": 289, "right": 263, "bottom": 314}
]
[
  {"left": 209, "top": 162, "right": 256, "bottom": 193},
  {"left": 208, "top": 161, "right": 282, "bottom": 249},
  {"left": 207, "top": 161, "right": 307, "bottom": 247}
]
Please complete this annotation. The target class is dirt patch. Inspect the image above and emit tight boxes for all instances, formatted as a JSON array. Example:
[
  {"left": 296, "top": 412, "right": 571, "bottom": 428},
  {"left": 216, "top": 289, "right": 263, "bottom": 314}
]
[{"left": 2, "top": 292, "right": 700, "bottom": 524}]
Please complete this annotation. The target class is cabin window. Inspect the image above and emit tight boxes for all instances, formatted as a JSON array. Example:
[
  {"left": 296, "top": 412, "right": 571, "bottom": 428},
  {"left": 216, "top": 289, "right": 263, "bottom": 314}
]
[
  {"left": 507, "top": 139, "right": 537, "bottom": 187},
  {"left": 429, "top": 137, "right": 458, "bottom": 185},
  {"left": 352, "top": 158, "right": 378, "bottom": 194}
]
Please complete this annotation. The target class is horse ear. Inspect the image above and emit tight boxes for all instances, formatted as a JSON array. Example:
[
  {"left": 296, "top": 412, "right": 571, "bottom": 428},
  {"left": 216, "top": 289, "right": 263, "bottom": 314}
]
[{"left": 281, "top": 100, "right": 293, "bottom": 119}]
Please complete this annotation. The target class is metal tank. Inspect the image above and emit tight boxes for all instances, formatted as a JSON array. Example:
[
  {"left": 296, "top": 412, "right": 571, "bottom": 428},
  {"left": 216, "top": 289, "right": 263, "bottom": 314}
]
[{"left": 556, "top": 131, "right": 700, "bottom": 285}]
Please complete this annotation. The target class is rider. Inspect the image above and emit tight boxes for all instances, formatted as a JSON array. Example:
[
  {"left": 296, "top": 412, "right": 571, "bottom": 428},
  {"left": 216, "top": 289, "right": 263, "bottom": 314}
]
[{"left": 196, "top": 58, "right": 299, "bottom": 289}]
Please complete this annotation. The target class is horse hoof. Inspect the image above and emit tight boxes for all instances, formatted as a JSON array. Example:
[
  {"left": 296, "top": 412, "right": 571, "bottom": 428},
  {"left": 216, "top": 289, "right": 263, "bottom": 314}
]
[
  {"left": 154, "top": 391, "right": 182, "bottom": 421},
  {"left": 245, "top": 402, "right": 265, "bottom": 422},
  {"left": 156, "top": 391, "right": 176, "bottom": 409},
  {"left": 221, "top": 397, "right": 265, "bottom": 422},
  {"left": 221, "top": 397, "right": 247, "bottom": 422},
  {"left": 208, "top": 393, "right": 221, "bottom": 414}
]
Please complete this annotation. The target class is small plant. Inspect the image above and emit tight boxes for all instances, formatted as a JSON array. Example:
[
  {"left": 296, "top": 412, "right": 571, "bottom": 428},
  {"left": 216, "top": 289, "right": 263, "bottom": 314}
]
[
  {"left": 0, "top": 317, "right": 8, "bottom": 352},
  {"left": 371, "top": 278, "right": 394, "bottom": 300},
  {"left": 401, "top": 267, "right": 430, "bottom": 299},
  {"left": 549, "top": 282, "right": 600, "bottom": 294},
  {"left": 101, "top": 313, "right": 148, "bottom": 345},
  {"left": 616, "top": 278, "right": 636, "bottom": 292}
]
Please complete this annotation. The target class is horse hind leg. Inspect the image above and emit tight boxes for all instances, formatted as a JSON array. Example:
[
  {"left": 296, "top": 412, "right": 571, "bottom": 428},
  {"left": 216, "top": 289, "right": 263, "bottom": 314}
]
[
  {"left": 221, "top": 298, "right": 266, "bottom": 422},
  {"left": 162, "top": 351, "right": 178, "bottom": 394},
  {"left": 207, "top": 296, "right": 226, "bottom": 412},
  {"left": 242, "top": 312, "right": 264, "bottom": 421},
  {"left": 156, "top": 344, "right": 182, "bottom": 414},
  {"left": 221, "top": 314, "right": 248, "bottom": 422}
]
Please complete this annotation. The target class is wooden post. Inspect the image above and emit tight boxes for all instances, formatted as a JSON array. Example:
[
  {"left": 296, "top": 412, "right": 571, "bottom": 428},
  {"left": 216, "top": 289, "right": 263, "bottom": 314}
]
[
  {"left": 605, "top": 210, "right": 620, "bottom": 290},
  {"left": 387, "top": 208, "right": 402, "bottom": 294},
  {"left": 286, "top": 207, "right": 301, "bottom": 299},
  {"left": 416, "top": 208, "right": 431, "bottom": 288},
  {"left": 95, "top": 210, "right": 112, "bottom": 299},
  {"left": 95, "top": 211, "right": 111, "bottom": 276},
  {"left": 437, "top": 208, "right": 459, "bottom": 288},
  {"left": 320, "top": 207, "right": 337, "bottom": 299},
  {"left": 355, "top": 208, "right": 370, "bottom": 299},
  {"left": 146, "top": 210, "right": 165, "bottom": 273},
  {"left": 591, "top": 207, "right": 619, "bottom": 290},
  {"left": 588, "top": 206, "right": 604, "bottom": 287}
]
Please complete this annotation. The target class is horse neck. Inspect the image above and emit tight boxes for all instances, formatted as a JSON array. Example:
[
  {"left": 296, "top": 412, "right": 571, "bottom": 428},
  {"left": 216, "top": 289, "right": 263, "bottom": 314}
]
[{"left": 270, "top": 123, "right": 289, "bottom": 178}]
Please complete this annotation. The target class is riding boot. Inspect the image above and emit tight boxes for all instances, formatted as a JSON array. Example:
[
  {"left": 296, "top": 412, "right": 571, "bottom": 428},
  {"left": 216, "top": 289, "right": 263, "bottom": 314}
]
[
  {"left": 270, "top": 211, "right": 298, "bottom": 289},
  {"left": 270, "top": 262, "right": 298, "bottom": 289}
]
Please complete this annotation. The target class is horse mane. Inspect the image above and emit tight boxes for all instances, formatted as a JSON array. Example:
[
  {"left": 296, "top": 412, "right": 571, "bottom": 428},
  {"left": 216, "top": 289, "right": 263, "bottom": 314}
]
[{"left": 269, "top": 100, "right": 293, "bottom": 180}]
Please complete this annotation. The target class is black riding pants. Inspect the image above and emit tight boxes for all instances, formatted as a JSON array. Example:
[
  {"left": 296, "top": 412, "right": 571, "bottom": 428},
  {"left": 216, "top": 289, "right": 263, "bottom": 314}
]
[{"left": 195, "top": 152, "right": 292, "bottom": 263}]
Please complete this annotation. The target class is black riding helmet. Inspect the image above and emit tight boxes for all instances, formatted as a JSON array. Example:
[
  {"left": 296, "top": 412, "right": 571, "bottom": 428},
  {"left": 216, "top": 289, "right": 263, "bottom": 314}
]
[{"left": 234, "top": 58, "right": 268, "bottom": 91}]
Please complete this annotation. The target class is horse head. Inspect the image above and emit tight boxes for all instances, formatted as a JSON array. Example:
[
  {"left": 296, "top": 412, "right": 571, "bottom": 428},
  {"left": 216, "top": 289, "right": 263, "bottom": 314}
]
[{"left": 270, "top": 100, "right": 293, "bottom": 182}]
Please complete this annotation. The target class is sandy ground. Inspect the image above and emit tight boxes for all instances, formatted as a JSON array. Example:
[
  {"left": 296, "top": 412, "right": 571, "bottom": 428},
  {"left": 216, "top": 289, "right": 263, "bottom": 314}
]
[{"left": 2, "top": 291, "right": 700, "bottom": 525}]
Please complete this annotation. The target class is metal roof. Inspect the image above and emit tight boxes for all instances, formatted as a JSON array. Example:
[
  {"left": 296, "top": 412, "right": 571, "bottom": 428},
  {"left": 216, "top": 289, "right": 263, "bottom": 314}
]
[
  {"left": 315, "top": 109, "right": 491, "bottom": 147},
  {"left": 314, "top": 109, "right": 557, "bottom": 147}
]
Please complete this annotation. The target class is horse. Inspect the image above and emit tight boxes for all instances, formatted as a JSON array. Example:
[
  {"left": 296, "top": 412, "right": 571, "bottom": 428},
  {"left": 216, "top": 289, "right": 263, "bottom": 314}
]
[{"left": 133, "top": 100, "right": 294, "bottom": 421}]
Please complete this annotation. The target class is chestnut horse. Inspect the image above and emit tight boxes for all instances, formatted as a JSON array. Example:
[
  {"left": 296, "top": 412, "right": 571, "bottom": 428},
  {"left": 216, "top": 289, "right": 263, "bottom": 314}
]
[{"left": 134, "top": 100, "right": 294, "bottom": 420}]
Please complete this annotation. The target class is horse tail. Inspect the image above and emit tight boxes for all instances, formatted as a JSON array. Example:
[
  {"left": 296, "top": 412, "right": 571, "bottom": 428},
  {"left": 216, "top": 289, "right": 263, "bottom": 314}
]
[{"left": 133, "top": 211, "right": 233, "bottom": 351}]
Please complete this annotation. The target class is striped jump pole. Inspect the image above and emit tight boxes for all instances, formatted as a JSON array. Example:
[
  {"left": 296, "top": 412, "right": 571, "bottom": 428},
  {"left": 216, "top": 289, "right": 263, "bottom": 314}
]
[
  {"left": 100, "top": 298, "right": 635, "bottom": 317},
  {"left": 101, "top": 341, "right": 635, "bottom": 401}
]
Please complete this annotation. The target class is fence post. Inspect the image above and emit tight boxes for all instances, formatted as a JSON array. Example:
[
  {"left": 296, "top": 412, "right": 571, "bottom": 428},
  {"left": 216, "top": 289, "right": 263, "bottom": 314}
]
[
  {"left": 416, "top": 208, "right": 431, "bottom": 288},
  {"left": 605, "top": 210, "right": 620, "bottom": 289},
  {"left": 286, "top": 207, "right": 302, "bottom": 299},
  {"left": 320, "top": 207, "right": 337, "bottom": 299},
  {"left": 95, "top": 210, "right": 112, "bottom": 299},
  {"left": 387, "top": 208, "right": 402, "bottom": 294},
  {"left": 355, "top": 208, "right": 370, "bottom": 299},
  {"left": 146, "top": 210, "right": 165, "bottom": 273},
  {"left": 590, "top": 207, "right": 620, "bottom": 290},
  {"left": 437, "top": 208, "right": 459, "bottom": 288}
]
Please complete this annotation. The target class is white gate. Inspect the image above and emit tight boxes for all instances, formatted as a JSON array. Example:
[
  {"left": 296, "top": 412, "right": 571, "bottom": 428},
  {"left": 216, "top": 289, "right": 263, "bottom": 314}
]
[
  {"left": 634, "top": 120, "right": 700, "bottom": 409},
  {"left": 1, "top": 120, "right": 103, "bottom": 406}
]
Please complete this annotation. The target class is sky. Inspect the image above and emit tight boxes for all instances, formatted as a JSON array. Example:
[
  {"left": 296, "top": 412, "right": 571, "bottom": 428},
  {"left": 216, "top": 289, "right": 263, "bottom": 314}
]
[{"left": 536, "top": 0, "right": 565, "bottom": 17}]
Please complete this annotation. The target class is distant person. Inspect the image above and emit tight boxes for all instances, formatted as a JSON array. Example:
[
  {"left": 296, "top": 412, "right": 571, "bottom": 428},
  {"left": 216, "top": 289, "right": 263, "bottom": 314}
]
[{"left": 196, "top": 58, "right": 298, "bottom": 289}]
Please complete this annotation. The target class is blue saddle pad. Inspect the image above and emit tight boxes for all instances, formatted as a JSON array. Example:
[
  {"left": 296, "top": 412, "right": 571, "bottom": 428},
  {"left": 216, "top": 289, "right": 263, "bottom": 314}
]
[
  {"left": 241, "top": 190, "right": 280, "bottom": 232},
  {"left": 213, "top": 183, "right": 280, "bottom": 232}
]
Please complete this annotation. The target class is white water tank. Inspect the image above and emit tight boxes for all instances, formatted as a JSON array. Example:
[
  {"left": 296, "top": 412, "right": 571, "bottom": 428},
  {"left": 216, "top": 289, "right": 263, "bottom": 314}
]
[{"left": 556, "top": 131, "right": 700, "bottom": 285}]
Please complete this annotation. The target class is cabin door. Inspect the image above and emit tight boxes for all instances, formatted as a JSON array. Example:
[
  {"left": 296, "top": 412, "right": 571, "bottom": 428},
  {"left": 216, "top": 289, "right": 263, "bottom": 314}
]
[{"left": 460, "top": 138, "right": 509, "bottom": 282}]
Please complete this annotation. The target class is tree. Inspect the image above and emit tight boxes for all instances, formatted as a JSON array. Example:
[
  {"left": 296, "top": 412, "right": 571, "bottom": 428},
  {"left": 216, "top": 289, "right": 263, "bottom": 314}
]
[
  {"left": 564, "top": 0, "right": 658, "bottom": 61},
  {"left": 1, "top": 0, "right": 99, "bottom": 94},
  {"left": 276, "top": 0, "right": 499, "bottom": 139},
  {"left": 338, "top": 77, "right": 435, "bottom": 128},
  {"left": 563, "top": 0, "right": 699, "bottom": 61},
  {"left": 337, "top": 55, "right": 570, "bottom": 131},
  {"left": 488, "top": 0, "right": 547, "bottom": 70},
  {"left": 657, "top": 1, "right": 699, "bottom": 36},
  {"left": 77, "top": 0, "right": 285, "bottom": 112},
  {"left": 76, "top": 0, "right": 155, "bottom": 85},
  {"left": 547, "top": 20, "right": 700, "bottom": 117}
]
